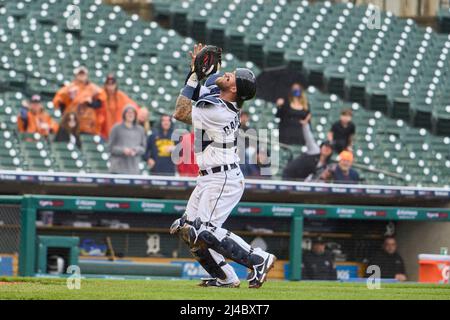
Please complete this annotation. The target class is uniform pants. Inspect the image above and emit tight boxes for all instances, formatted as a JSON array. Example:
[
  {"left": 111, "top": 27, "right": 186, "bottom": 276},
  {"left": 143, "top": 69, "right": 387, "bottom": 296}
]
[{"left": 186, "top": 166, "right": 244, "bottom": 282}]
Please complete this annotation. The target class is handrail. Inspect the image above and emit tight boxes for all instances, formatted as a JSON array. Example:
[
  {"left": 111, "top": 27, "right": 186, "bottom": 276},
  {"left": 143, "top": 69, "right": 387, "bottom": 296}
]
[{"left": 241, "top": 131, "right": 406, "bottom": 182}]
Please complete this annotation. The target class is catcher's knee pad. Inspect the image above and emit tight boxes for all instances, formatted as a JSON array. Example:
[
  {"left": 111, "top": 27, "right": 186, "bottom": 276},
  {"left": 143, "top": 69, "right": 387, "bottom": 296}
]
[
  {"left": 178, "top": 225, "right": 191, "bottom": 245},
  {"left": 182, "top": 217, "right": 204, "bottom": 246},
  {"left": 171, "top": 215, "right": 203, "bottom": 246},
  {"left": 190, "top": 246, "right": 227, "bottom": 280},
  {"left": 197, "top": 229, "right": 264, "bottom": 269}
]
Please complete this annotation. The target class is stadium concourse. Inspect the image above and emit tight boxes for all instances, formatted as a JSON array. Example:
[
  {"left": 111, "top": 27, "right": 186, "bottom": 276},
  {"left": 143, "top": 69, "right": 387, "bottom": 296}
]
[{"left": 0, "top": 0, "right": 448, "bottom": 187}]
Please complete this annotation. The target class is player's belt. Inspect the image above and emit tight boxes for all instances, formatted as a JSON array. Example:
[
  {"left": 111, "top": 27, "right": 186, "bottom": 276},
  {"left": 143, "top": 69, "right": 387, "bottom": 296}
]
[
  {"left": 199, "top": 163, "right": 238, "bottom": 176},
  {"left": 211, "top": 140, "right": 237, "bottom": 149}
]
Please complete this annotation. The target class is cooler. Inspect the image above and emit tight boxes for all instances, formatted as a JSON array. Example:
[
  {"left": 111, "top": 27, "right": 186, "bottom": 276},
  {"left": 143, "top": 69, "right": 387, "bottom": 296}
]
[{"left": 418, "top": 254, "right": 450, "bottom": 284}]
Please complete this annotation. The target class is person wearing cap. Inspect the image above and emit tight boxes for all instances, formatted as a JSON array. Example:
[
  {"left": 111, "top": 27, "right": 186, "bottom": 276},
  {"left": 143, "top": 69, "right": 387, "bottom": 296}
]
[
  {"left": 282, "top": 113, "right": 333, "bottom": 180},
  {"left": 321, "top": 150, "right": 360, "bottom": 184},
  {"left": 17, "top": 95, "right": 59, "bottom": 137},
  {"left": 302, "top": 237, "right": 337, "bottom": 281},
  {"left": 108, "top": 106, "right": 147, "bottom": 175},
  {"left": 328, "top": 108, "right": 356, "bottom": 153},
  {"left": 52, "top": 66, "right": 103, "bottom": 135},
  {"left": 98, "top": 74, "right": 149, "bottom": 139}
]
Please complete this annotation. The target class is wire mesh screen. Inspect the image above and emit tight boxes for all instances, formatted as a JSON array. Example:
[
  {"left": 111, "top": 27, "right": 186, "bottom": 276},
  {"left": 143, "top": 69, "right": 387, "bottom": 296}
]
[
  {"left": 36, "top": 211, "right": 291, "bottom": 261},
  {"left": 34, "top": 209, "right": 450, "bottom": 282},
  {"left": 302, "top": 218, "right": 389, "bottom": 281},
  {"left": 0, "top": 203, "right": 21, "bottom": 276},
  {"left": 0, "top": 204, "right": 21, "bottom": 254},
  {"left": 302, "top": 218, "right": 450, "bottom": 282}
]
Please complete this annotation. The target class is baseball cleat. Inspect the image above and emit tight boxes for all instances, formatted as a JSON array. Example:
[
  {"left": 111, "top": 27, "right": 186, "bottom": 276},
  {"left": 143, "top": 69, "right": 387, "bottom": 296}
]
[
  {"left": 198, "top": 278, "right": 240, "bottom": 288},
  {"left": 248, "top": 254, "right": 276, "bottom": 289}
]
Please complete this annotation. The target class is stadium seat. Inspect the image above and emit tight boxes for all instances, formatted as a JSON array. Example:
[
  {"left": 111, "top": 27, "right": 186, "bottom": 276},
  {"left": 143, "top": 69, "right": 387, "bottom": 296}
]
[
  {"left": 0, "top": 0, "right": 448, "bottom": 187},
  {"left": 163, "top": 0, "right": 450, "bottom": 136}
]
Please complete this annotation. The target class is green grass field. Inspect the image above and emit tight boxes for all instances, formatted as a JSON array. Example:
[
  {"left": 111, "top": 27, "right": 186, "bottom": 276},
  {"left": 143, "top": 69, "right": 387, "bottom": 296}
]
[{"left": 1, "top": 277, "right": 450, "bottom": 300}]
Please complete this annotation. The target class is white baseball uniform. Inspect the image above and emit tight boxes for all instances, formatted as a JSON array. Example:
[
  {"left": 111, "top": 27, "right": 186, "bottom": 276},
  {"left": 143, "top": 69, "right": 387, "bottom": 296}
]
[
  {"left": 185, "top": 85, "right": 244, "bottom": 228},
  {"left": 178, "top": 74, "right": 271, "bottom": 285}
]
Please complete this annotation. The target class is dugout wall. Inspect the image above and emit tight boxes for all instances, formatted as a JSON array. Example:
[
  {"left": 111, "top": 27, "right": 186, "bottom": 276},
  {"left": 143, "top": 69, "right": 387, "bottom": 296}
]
[{"left": 4, "top": 195, "right": 450, "bottom": 281}]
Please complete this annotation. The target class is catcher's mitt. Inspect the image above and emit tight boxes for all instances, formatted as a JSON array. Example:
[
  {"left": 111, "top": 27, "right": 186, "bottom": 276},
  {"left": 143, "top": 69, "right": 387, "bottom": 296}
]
[{"left": 193, "top": 45, "right": 222, "bottom": 80}]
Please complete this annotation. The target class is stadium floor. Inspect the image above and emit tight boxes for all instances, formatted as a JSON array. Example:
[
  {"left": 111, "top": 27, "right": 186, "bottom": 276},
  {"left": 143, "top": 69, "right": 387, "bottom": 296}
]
[{"left": 1, "top": 278, "right": 449, "bottom": 300}]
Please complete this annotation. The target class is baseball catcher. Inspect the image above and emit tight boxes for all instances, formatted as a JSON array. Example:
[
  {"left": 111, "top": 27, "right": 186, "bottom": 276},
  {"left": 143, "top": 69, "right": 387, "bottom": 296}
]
[{"left": 170, "top": 43, "right": 276, "bottom": 288}]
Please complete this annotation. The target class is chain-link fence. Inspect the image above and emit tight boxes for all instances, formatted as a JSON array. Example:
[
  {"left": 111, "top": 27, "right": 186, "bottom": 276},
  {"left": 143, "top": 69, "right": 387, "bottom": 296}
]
[
  {"left": 0, "top": 203, "right": 21, "bottom": 276},
  {"left": 34, "top": 208, "right": 450, "bottom": 281}
]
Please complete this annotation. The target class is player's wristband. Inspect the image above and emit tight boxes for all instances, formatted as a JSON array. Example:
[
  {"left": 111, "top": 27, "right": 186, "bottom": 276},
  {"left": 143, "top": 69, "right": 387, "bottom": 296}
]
[
  {"left": 181, "top": 72, "right": 200, "bottom": 100},
  {"left": 181, "top": 85, "right": 196, "bottom": 100}
]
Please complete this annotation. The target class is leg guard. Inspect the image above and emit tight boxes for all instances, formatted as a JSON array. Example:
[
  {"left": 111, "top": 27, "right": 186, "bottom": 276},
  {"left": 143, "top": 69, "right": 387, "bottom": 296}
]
[
  {"left": 190, "top": 219, "right": 268, "bottom": 269},
  {"left": 171, "top": 215, "right": 228, "bottom": 280},
  {"left": 190, "top": 246, "right": 227, "bottom": 280}
]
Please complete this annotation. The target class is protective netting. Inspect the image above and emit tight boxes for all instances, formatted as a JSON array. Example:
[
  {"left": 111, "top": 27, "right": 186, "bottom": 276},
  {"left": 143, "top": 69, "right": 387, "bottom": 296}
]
[
  {"left": 0, "top": 204, "right": 21, "bottom": 254},
  {"left": 33, "top": 209, "right": 450, "bottom": 282},
  {"left": 0, "top": 203, "right": 21, "bottom": 276},
  {"left": 36, "top": 211, "right": 291, "bottom": 260}
]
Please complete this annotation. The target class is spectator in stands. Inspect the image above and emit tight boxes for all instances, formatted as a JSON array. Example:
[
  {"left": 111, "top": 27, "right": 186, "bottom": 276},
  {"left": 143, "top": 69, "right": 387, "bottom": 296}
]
[
  {"left": 108, "top": 106, "right": 147, "bottom": 175},
  {"left": 177, "top": 132, "right": 199, "bottom": 177},
  {"left": 99, "top": 74, "right": 150, "bottom": 139},
  {"left": 282, "top": 114, "right": 333, "bottom": 180},
  {"left": 239, "top": 110, "right": 268, "bottom": 177},
  {"left": 240, "top": 111, "right": 251, "bottom": 131},
  {"left": 319, "top": 151, "right": 360, "bottom": 184},
  {"left": 302, "top": 237, "right": 337, "bottom": 280},
  {"left": 145, "top": 114, "right": 176, "bottom": 175},
  {"left": 137, "top": 107, "right": 151, "bottom": 135},
  {"left": 52, "top": 66, "right": 103, "bottom": 135},
  {"left": 327, "top": 108, "right": 356, "bottom": 153},
  {"left": 367, "top": 236, "right": 407, "bottom": 281},
  {"left": 275, "top": 82, "right": 310, "bottom": 145},
  {"left": 54, "top": 112, "right": 81, "bottom": 148},
  {"left": 240, "top": 144, "right": 271, "bottom": 178},
  {"left": 241, "top": 148, "right": 261, "bottom": 178},
  {"left": 17, "top": 95, "right": 59, "bottom": 137}
]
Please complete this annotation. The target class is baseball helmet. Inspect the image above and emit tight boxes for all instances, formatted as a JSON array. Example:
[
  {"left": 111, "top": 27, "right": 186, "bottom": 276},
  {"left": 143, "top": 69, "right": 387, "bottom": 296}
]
[
  {"left": 235, "top": 68, "right": 256, "bottom": 101},
  {"left": 194, "top": 45, "right": 222, "bottom": 80}
]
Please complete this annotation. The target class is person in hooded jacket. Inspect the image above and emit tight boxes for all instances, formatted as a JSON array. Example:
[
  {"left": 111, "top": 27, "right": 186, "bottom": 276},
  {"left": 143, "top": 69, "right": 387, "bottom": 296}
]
[
  {"left": 144, "top": 114, "right": 176, "bottom": 175},
  {"left": 108, "top": 106, "right": 147, "bottom": 175}
]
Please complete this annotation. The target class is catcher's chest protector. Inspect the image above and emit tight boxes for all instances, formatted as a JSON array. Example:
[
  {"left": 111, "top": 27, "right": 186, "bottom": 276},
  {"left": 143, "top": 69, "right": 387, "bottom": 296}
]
[{"left": 191, "top": 95, "right": 241, "bottom": 170}]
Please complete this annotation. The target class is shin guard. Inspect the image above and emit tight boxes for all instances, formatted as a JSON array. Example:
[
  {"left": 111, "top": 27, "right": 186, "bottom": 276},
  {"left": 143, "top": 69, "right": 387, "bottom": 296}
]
[{"left": 191, "top": 220, "right": 267, "bottom": 269}]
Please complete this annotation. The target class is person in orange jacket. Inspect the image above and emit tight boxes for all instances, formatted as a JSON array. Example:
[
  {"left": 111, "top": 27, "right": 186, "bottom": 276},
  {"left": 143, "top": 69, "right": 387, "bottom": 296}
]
[
  {"left": 52, "top": 66, "right": 103, "bottom": 135},
  {"left": 98, "top": 74, "right": 150, "bottom": 139},
  {"left": 17, "top": 95, "right": 59, "bottom": 137}
]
